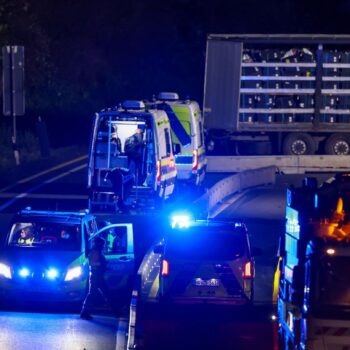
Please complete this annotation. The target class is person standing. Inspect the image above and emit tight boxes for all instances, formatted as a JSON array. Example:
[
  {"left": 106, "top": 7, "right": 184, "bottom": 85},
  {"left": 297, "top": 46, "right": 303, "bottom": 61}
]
[{"left": 80, "top": 236, "right": 112, "bottom": 320}]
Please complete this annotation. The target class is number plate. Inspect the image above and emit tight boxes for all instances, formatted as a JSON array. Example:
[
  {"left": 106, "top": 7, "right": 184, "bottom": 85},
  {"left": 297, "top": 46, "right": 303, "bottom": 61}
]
[{"left": 193, "top": 278, "right": 219, "bottom": 287}]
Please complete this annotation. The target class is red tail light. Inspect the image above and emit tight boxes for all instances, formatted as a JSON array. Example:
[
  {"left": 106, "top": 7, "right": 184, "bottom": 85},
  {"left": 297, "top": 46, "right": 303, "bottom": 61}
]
[
  {"left": 243, "top": 261, "right": 253, "bottom": 279},
  {"left": 161, "top": 259, "right": 169, "bottom": 276},
  {"left": 156, "top": 160, "right": 161, "bottom": 182},
  {"left": 192, "top": 149, "right": 198, "bottom": 171}
]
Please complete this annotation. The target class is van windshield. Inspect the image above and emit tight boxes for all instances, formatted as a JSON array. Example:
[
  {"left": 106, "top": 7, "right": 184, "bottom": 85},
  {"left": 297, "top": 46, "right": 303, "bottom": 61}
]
[
  {"left": 165, "top": 228, "right": 246, "bottom": 260},
  {"left": 8, "top": 222, "right": 81, "bottom": 251}
]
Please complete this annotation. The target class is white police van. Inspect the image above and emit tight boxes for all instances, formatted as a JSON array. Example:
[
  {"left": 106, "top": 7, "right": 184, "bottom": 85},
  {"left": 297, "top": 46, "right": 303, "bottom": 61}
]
[
  {"left": 0, "top": 209, "right": 134, "bottom": 302},
  {"left": 88, "top": 100, "right": 177, "bottom": 211},
  {"left": 151, "top": 92, "right": 207, "bottom": 186}
]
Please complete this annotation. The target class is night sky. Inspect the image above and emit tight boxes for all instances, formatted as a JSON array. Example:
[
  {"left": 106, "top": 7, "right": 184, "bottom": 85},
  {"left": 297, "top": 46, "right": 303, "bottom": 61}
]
[{"left": 1, "top": 0, "right": 350, "bottom": 145}]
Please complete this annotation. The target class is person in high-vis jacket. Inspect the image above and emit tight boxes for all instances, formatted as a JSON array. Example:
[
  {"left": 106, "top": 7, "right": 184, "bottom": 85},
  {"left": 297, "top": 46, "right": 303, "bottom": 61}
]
[
  {"left": 80, "top": 236, "right": 112, "bottom": 320},
  {"left": 18, "top": 227, "right": 34, "bottom": 245}
]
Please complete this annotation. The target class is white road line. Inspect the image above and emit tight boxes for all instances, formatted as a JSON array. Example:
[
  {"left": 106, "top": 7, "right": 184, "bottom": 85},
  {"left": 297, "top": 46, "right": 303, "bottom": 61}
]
[
  {"left": 116, "top": 318, "right": 128, "bottom": 350},
  {"left": 0, "top": 164, "right": 86, "bottom": 212},
  {"left": 0, "top": 193, "right": 88, "bottom": 199},
  {"left": 0, "top": 155, "right": 88, "bottom": 193}
]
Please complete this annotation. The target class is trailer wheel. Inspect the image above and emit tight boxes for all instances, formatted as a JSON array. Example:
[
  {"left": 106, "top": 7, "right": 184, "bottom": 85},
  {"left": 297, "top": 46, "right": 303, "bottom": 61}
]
[
  {"left": 325, "top": 133, "right": 350, "bottom": 155},
  {"left": 282, "top": 133, "right": 316, "bottom": 155}
]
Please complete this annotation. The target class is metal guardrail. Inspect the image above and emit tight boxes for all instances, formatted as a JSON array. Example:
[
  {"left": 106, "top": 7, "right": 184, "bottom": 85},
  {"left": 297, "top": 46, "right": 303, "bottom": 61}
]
[
  {"left": 195, "top": 166, "right": 276, "bottom": 216},
  {"left": 207, "top": 155, "right": 350, "bottom": 174}
]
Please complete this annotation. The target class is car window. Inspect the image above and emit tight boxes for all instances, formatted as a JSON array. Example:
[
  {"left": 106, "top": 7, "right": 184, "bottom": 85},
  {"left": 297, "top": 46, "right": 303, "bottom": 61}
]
[
  {"left": 165, "top": 228, "right": 246, "bottom": 260},
  {"left": 97, "top": 226, "right": 128, "bottom": 255},
  {"left": 8, "top": 222, "right": 82, "bottom": 251}
]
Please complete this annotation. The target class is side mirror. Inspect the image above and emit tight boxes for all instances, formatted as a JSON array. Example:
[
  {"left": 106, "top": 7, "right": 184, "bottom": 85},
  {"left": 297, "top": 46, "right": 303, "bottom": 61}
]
[
  {"left": 153, "top": 244, "right": 164, "bottom": 254},
  {"left": 251, "top": 247, "right": 263, "bottom": 257}
]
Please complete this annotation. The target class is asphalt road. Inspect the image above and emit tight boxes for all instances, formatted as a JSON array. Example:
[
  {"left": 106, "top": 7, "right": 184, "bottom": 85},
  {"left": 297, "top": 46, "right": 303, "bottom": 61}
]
[{"left": 0, "top": 156, "right": 337, "bottom": 350}]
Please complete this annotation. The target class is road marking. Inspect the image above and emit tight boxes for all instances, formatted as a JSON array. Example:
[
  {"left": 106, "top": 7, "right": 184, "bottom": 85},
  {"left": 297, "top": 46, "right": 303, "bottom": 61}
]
[
  {"left": 209, "top": 191, "right": 247, "bottom": 218},
  {"left": 116, "top": 318, "right": 128, "bottom": 350},
  {"left": 0, "top": 155, "right": 87, "bottom": 193},
  {"left": 0, "top": 164, "right": 86, "bottom": 212},
  {"left": 0, "top": 193, "right": 88, "bottom": 199}
]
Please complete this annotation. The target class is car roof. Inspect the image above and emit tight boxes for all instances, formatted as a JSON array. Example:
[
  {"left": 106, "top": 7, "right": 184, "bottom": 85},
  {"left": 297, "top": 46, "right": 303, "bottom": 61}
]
[{"left": 12, "top": 210, "right": 95, "bottom": 225}]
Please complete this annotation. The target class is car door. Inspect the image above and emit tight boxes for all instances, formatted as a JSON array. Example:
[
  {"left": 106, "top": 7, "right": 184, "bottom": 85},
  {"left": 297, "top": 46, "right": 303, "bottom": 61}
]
[{"left": 95, "top": 223, "right": 135, "bottom": 291}]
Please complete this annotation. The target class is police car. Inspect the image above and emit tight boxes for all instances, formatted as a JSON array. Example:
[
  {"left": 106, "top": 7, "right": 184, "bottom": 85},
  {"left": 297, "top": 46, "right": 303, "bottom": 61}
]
[
  {"left": 0, "top": 209, "right": 134, "bottom": 302},
  {"left": 155, "top": 216, "right": 254, "bottom": 305}
]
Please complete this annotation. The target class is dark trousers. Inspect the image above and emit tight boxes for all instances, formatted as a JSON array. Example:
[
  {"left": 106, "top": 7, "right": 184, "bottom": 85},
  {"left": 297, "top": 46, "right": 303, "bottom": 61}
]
[{"left": 81, "top": 271, "right": 112, "bottom": 314}]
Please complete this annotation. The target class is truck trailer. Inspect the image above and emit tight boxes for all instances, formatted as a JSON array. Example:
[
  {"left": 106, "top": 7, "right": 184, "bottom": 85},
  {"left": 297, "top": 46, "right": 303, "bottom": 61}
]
[
  {"left": 277, "top": 173, "right": 350, "bottom": 349},
  {"left": 204, "top": 34, "right": 350, "bottom": 156}
]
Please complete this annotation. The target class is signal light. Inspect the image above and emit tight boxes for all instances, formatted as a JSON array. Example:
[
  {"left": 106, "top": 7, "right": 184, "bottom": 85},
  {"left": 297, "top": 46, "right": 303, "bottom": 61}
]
[
  {"left": 243, "top": 261, "right": 253, "bottom": 279},
  {"left": 161, "top": 259, "right": 169, "bottom": 276},
  {"left": 192, "top": 149, "right": 198, "bottom": 171},
  {"left": 19, "top": 268, "right": 30, "bottom": 278},
  {"left": 156, "top": 160, "right": 161, "bottom": 182},
  {"left": 171, "top": 215, "right": 190, "bottom": 228}
]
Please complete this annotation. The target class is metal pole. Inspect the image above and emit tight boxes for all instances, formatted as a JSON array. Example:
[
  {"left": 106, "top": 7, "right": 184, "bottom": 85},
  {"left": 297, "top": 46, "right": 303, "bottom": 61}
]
[{"left": 11, "top": 46, "right": 20, "bottom": 166}]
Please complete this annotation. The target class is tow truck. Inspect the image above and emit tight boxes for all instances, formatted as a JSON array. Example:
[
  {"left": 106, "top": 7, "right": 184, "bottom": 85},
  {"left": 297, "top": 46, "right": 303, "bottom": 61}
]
[
  {"left": 277, "top": 173, "right": 350, "bottom": 349},
  {"left": 87, "top": 100, "right": 177, "bottom": 212}
]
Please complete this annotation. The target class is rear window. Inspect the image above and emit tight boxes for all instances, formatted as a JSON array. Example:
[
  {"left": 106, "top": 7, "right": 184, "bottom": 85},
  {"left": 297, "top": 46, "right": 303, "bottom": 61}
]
[{"left": 165, "top": 227, "right": 247, "bottom": 260}]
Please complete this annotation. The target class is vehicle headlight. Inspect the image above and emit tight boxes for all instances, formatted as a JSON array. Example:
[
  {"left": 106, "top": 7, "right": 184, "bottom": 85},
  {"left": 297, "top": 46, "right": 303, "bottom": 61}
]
[
  {"left": 64, "top": 266, "right": 82, "bottom": 281},
  {"left": 0, "top": 263, "right": 12, "bottom": 279}
]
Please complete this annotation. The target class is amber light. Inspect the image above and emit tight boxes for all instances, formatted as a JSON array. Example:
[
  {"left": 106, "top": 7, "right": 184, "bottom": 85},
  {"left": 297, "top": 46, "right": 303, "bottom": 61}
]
[
  {"left": 192, "top": 149, "right": 198, "bottom": 171},
  {"left": 161, "top": 259, "right": 169, "bottom": 276},
  {"left": 156, "top": 160, "right": 161, "bottom": 181},
  {"left": 243, "top": 261, "right": 253, "bottom": 279}
]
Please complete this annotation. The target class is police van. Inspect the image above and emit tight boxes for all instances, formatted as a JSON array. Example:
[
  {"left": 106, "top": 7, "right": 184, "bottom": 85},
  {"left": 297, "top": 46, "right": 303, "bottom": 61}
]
[
  {"left": 88, "top": 100, "right": 177, "bottom": 211},
  {"left": 154, "top": 216, "right": 254, "bottom": 305},
  {"left": 0, "top": 209, "right": 134, "bottom": 302},
  {"left": 151, "top": 92, "right": 206, "bottom": 186}
]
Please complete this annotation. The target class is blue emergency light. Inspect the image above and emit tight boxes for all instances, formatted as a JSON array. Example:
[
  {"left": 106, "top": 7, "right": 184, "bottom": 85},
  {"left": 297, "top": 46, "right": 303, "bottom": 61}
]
[
  {"left": 19, "top": 267, "right": 30, "bottom": 278},
  {"left": 171, "top": 215, "right": 191, "bottom": 229},
  {"left": 46, "top": 268, "right": 59, "bottom": 280}
]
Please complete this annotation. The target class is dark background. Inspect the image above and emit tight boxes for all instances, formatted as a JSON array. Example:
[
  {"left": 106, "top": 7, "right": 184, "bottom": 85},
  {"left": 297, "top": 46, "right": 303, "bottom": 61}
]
[{"left": 1, "top": 0, "right": 350, "bottom": 146}]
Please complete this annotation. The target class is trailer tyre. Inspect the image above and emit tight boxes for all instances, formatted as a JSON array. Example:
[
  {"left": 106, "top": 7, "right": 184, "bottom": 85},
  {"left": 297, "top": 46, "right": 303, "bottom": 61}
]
[
  {"left": 325, "top": 133, "right": 350, "bottom": 155},
  {"left": 283, "top": 133, "right": 316, "bottom": 155}
]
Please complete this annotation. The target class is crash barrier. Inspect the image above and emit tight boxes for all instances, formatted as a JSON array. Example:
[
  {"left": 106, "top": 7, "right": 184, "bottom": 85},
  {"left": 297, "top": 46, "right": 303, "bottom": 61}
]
[
  {"left": 194, "top": 166, "right": 276, "bottom": 217},
  {"left": 207, "top": 155, "right": 350, "bottom": 174}
]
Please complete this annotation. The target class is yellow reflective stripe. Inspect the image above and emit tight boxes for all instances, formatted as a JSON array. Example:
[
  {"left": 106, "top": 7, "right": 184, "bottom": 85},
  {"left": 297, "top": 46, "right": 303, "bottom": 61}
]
[
  {"left": 172, "top": 106, "right": 191, "bottom": 137},
  {"left": 149, "top": 274, "right": 159, "bottom": 298},
  {"left": 160, "top": 170, "right": 177, "bottom": 181}
]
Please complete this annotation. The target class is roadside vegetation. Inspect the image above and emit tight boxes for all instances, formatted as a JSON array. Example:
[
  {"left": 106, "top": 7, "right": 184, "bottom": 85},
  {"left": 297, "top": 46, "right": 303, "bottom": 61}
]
[{"left": 0, "top": 123, "right": 40, "bottom": 168}]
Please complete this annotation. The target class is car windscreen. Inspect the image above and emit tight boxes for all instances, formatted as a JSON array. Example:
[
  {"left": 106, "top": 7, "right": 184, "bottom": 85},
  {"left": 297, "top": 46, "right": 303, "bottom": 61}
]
[
  {"left": 165, "top": 228, "right": 247, "bottom": 260},
  {"left": 8, "top": 221, "right": 81, "bottom": 251},
  {"left": 316, "top": 256, "right": 350, "bottom": 308}
]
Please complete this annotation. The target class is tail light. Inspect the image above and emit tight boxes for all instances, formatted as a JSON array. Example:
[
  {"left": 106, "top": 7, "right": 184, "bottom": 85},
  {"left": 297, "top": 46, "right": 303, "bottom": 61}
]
[
  {"left": 243, "top": 261, "right": 253, "bottom": 279},
  {"left": 156, "top": 160, "right": 161, "bottom": 182},
  {"left": 192, "top": 149, "right": 198, "bottom": 171},
  {"left": 161, "top": 259, "right": 169, "bottom": 276}
]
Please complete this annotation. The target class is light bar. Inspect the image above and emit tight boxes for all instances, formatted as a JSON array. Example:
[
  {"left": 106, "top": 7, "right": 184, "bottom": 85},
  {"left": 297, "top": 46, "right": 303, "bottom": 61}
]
[
  {"left": 122, "top": 100, "right": 145, "bottom": 110},
  {"left": 157, "top": 92, "right": 179, "bottom": 101}
]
